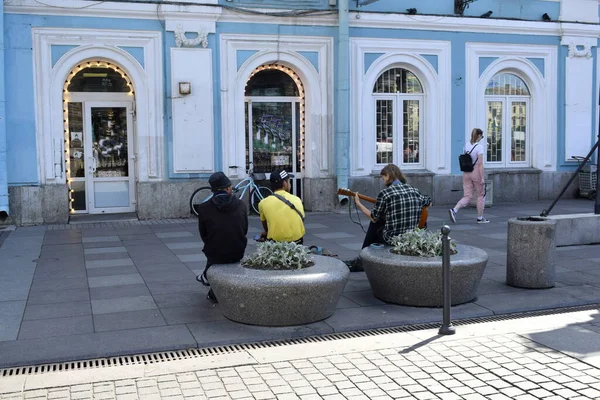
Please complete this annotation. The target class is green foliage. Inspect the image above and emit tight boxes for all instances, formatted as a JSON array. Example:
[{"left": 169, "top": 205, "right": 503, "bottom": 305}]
[
  {"left": 390, "top": 228, "right": 457, "bottom": 257},
  {"left": 242, "top": 241, "right": 314, "bottom": 270}
]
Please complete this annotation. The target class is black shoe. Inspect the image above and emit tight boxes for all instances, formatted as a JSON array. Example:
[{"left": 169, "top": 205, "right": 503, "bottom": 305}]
[
  {"left": 206, "top": 289, "right": 218, "bottom": 303},
  {"left": 344, "top": 257, "right": 364, "bottom": 272}
]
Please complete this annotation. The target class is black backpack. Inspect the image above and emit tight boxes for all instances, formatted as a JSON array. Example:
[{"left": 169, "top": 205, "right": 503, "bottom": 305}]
[{"left": 458, "top": 144, "right": 478, "bottom": 172}]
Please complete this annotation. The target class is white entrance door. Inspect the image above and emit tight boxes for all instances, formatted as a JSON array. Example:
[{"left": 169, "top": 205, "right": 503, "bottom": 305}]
[
  {"left": 84, "top": 101, "right": 135, "bottom": 213},
  {"left": 245, "top": 97, "right": 303, "bottom": 198}
]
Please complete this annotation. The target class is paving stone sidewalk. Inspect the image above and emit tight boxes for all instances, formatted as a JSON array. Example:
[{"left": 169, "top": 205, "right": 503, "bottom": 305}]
[
  {"left": 2, "top": 309, "right": 600, "bottom": 399},
  {"left": 0, "top": 199, "right": 599, "bottom": 369}
]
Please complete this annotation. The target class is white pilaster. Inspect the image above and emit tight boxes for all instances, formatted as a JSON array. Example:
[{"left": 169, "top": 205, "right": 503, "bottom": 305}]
[
  {"left": 560, "top": 0, "right": 599, "bottom": 24},
  {"left": 170, "top": 48, "right": 214, "bottom": 173},
  {"left": 561, "top": 35, "right": 596, "bottom": 160}
]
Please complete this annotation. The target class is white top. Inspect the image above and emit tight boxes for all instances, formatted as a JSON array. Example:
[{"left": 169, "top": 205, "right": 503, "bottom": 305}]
[{"left": 464, "top": 140, "right": 485, "bottom": 166}]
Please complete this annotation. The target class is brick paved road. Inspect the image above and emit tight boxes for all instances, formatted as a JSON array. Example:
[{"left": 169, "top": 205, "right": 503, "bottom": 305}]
[{"left": 2, "top": 310, "right": 600, "bottom": 400}]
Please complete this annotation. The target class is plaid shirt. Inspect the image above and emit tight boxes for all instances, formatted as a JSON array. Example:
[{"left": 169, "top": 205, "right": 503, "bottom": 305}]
[{"left": 371, "top": 183, "right": 431, "bottom": 244}]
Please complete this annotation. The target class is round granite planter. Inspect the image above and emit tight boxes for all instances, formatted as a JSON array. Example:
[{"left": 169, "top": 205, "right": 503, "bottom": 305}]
[
  {"left": 206, "top": 255, "right": 350, "bottom": 326},
  {"left": 359, "top": 244, "right": 488, "bottom": 307}
]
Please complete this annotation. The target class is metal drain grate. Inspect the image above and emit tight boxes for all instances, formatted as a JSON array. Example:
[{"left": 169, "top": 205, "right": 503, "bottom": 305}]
[{"left": 1, "top": 303, "right": 599, "bottom": 378}]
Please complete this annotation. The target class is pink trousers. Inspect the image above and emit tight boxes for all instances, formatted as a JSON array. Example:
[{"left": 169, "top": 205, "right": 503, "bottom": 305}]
[{"left": 455, "top": 168, "right": 485, "bottom": 217}]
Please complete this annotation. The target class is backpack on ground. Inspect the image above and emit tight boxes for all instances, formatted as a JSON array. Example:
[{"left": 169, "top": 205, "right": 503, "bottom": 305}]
[{"left": 459, "top": 144, "right": 478, "bottom": 172}]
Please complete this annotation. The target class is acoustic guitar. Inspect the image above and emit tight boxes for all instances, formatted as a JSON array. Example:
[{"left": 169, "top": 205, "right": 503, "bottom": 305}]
[{"left": 338, "top": 188, "right": 428, "bottom": 229}]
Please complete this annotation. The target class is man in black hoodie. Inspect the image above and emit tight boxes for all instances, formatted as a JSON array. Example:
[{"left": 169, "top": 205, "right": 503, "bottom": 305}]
[{"left": 197, "top": 172, "right": 248, "bottom": 302}]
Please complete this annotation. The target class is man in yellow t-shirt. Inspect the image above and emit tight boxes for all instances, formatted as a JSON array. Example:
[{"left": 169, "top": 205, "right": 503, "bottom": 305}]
[{"left": 258, "top": 169, "right": 305, "bottom": 244}]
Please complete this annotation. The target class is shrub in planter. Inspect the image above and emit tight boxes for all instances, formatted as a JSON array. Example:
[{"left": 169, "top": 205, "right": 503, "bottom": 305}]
[
  {"left": 207, "top": 241, "right": 349, "bottom": 326},
  {"left": 390, "top": 228, "right": 457, "bottom": 257},
  {"left": 243, "top": 241, "right": 314, "bottom": 270}
]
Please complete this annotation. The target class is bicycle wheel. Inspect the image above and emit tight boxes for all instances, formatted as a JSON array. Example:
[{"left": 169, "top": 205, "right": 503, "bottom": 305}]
[
  {"left": 250, "top": 186, "right": 273, "bottom": 214},
  {"left": 190, "top": 187, "right": 213, "bottom": 216}
]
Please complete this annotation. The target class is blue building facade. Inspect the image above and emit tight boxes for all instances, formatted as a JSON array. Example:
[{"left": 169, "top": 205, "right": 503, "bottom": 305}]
[{"left": 1, "top": 0, "right": 598, "bottom": 224}]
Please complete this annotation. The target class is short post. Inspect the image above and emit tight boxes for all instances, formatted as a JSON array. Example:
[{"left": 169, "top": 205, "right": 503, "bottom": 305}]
[{"left": 439, "top": 225, "right": 456, "bottom": 335}]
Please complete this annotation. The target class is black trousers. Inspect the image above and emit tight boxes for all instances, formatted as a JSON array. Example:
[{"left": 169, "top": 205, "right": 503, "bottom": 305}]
[
  {"left": 199, "top": 256, "right": 241, "bottom": 286},
  {"left": 362, "top": 221, "right": 385, "bottom": 249}
]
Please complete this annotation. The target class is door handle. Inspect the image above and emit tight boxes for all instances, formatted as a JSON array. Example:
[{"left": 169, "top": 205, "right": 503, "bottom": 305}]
[{"left": 89, "top": 157, "right": 97, "bottom": 173}]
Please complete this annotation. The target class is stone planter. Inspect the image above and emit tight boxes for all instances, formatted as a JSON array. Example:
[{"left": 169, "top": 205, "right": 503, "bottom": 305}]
[
  {"left": 206, "top": 255, "right": 349, "bottom": 326},
  {"left": 507, "top": 217, "right": 556, "bottom": 289},
  {"left": 360, "top": 244, "right": 488, "bottom": 307}
]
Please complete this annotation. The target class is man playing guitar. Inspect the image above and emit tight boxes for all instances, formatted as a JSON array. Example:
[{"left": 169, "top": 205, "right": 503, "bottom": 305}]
[{"left": 344, "top": 164, "right": 431, "bottom": 271}]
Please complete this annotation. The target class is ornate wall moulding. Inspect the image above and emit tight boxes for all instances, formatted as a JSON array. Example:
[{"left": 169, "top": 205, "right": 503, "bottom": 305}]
[
  {"left": 174, "top": 24, "right": 208, "bottom": 48},
  {"left": 567, "top": 43, "right": 592, "bottom": 59}
]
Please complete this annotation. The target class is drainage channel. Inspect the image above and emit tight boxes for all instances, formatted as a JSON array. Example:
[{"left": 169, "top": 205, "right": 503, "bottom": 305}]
[{"left": 1, "top": 303, "right": 598, "bottom": 378}]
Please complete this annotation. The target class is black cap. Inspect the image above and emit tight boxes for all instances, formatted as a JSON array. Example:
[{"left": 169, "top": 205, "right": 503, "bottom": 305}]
[
  {"left": 270, "top": 169, "right": 294, "bottom": 185},
  {"left": 209, "top": 172, "right": 231, "bottom": 190}
]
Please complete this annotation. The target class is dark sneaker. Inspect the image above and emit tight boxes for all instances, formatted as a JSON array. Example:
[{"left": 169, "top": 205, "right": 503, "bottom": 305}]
[
  {"left": 344, "top": 257, "right": 364, "bottom": 272},
  {"left": 448, "top": 209, "right": 457, "bottom": 224},
  {"left": 477, "top": 218, "right": 490, "bottom": 224},
  {"left": 206, "top": 289, "right": 218, "bottom": 303}
]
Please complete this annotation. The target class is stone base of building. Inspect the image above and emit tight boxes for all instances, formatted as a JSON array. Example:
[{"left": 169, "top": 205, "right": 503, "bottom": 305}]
[
  {"left": 8, "top": 185, "right": 69, "bottom": 225},
  {"left": 347, "top": 170, "right": 577, "bottom": 207},
  {"left": 4, "top": 171, "right": 580, "bottom": 225}
]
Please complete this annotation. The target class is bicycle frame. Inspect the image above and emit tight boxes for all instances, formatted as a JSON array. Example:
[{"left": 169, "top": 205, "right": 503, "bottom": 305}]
[{"left": 232, "top": 176, "right": 258, "bottom": 199}]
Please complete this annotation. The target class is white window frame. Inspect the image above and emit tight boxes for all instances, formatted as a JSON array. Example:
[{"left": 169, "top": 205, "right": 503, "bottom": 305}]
[
  {"left": 373, "top": 94, "right": 424, "bottom": 168},
  {"left": 466, "top": 43, "right": 557, "bottom": 171},
  {"left": 351, "top": 38, "right": 451, "bottom": 176},
  {"left": 485, "top": 96, "right": 530, "bottom": 168}
]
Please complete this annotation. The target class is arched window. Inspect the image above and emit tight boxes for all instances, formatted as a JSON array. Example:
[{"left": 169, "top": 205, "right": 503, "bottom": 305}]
[
  {"left": 485, "top": 73, "right": 530, "bottom": 166},
  {"left": 67, "top": 67, "right": 130, "bottom": 92},
  {"left": 372, "top": 68, "right": 424, "bottom": 166}
]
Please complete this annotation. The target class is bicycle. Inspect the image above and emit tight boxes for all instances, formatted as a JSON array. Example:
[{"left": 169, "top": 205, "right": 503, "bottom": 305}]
[{"left": 190, "top": 164, "right": 273, "bottom": 216}]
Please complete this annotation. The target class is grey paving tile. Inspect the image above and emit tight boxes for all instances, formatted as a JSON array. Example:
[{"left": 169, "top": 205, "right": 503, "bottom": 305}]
[
  {"left": 146, "top": 280, "right": 203, "bottom": 295},
  {"left": 30, "top": 277, "right": 89, "bottom": 292},
  {"left": 93, "top": 309, "right": 167, "bottom": 332},
  {"left": 88, "top": 274, "right": 144, "bottom": 288},
  {"left": 18, "top": 316, "right": 94, "bottom": 340},
  {"left": 83, "top": 241, "right": 123, "bottom": 249},
  {"left": 336, "top": 295, "right": 361, "bottom": 309},
  {"left": 313, "top": 232, "right": 357, "bottom": 240},
  {"left": 82, "top": 236, "right": 121, "bottom": 243},
  {"left": 160, "top": 304, "right": 226, "bottom": 325},
  {"left": 0, "top": 325, "right": 197, "bottom": 368},
  {"left": 176, "top": 254, "right": 206, "bottom": 263},
  {"left": 91, "top": 295, "right": 157, "bottom": 314},
  {"left": 86, "top": 265, "right": 139, "bottom": 278},
  {"left": 0, "top": 315, "right": 24, "bottom": 342},
  {"left": 155, "top": 231, "right": 195, "bottom": 239},
  {"left": 186, "top": 320, "right": 333, "bottom": 346},
  {"left": 84, "top": 247, "right": 133, "bottom": 255},
  {"left": 342, "top": 275, "right": 372, "bottom": 292},
  {"left": 165, "top": 242, "right": 203, "bottom": 250},
  {"left": 153, "top": 292, "right": 206, "bottom": 308},
  {"left": 85, "top": 258, "right": 134, "bottom": 269},
  {"left": 139, "top": 269, "right": 196, "bottom": 283},
  {"left": 23, "top": 301, "right": 91, "bottom": 321},
  {"left": 90, "top": 284, "right": 151, "bottom": 301},
  {"left": 474, "top": 287, "right": 592, "bottom": 314},
  {"left": 342, "top": 290, "right": 386, "bottom": 306},
  {"left": 303, "top": 223, "right": 329, "bottom": 229},
  {"left": 27, "top": 288, "right": 90, "bottom": 305}
]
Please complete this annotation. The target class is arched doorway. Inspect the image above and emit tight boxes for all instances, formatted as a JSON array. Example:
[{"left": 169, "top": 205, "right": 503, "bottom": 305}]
[
  {"left": 244, "top": 64, "right": 305, "bottom": 198},
  {"left": 63, "top": 60, "right": 136, "bottom": 214}
]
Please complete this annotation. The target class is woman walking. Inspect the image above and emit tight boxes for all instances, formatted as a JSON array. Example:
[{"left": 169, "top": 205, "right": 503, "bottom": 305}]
[{"left": 449, "top": 128, "right": 489, "bottom": 224}]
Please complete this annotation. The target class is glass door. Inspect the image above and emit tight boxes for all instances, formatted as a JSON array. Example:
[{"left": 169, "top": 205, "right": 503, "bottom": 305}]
[
  {"left": 246, "top": 98, "right": 302, "bottom": 197},
  {"left": 84, "top": 102, "right": 135, "bottom": 213}
]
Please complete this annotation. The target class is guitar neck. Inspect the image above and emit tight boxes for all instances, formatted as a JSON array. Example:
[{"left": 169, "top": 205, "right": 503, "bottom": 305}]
[{"left": 337, "top": 188, "right": 376, "bottom": 204}]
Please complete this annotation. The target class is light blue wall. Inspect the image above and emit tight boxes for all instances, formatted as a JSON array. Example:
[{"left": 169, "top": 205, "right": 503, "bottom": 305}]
[
  {"left": 0, "top": 1, "right": 9, "bottom": 214},
  {"left": 220, "top": 0, "right": 332, "bottom": 9},
  {"left": 352, "top": 0, "right": 559, "bottom": 21},
  {"left": 4, "top": 14, "right": 162, "bottom": 185},
  {"left": 298, "top": 51, "right": 319, "bottom": 72},
  {"left": 364, "top": 52, "right": 384, "bottom": 73},
  {"left": 118, "top": 46, "right": 145, "bottom": 68}
]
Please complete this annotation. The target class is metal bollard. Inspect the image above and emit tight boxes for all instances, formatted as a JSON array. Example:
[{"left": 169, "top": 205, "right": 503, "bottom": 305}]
[{"left": 439, "top": 225, "right": 456, "bottom": 335}]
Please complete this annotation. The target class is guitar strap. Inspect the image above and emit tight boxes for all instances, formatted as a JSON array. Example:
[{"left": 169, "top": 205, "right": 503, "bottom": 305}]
[{"left": 272, "top": 193, "right": 305, "bottom": 221}]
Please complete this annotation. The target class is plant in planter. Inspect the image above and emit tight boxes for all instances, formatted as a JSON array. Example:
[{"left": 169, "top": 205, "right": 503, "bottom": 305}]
[
  {"left": 242, "top": 241, "right": 313, "bottom": 270},
  {"left": 206, "top": 241, "right": 350, "bottom": 326},
  {"left": 360, "top": 227, "right": 488, "bottom": 307},
  {"left": 390, "top": 228, "right": 457, "bottom": 257}
]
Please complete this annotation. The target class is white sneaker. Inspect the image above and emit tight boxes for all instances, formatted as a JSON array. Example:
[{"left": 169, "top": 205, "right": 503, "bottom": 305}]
[
  {"left": 448, "top": 209, "right": 457, "bottom": 224},
  {"left": 477, "top": 218, "right": 490, "bottom": 224}
]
